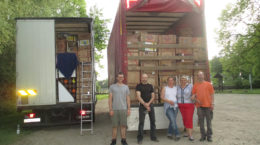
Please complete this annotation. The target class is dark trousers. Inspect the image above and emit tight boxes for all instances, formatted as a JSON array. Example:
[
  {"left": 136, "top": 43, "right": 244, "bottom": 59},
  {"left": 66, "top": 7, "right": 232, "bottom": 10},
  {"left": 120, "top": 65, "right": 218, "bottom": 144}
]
[
  {"left": 137, "top": 104, "right": 156, "bottom": 141},
  {"left": 197, "top": 107, "right": 213, "bottom": 138}
]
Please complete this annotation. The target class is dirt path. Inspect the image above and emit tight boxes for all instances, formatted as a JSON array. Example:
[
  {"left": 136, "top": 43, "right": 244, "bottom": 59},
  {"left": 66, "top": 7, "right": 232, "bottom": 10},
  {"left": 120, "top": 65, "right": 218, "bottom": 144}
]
[{"left": 13, "top": 94, "right": 260, "bottom": 145}]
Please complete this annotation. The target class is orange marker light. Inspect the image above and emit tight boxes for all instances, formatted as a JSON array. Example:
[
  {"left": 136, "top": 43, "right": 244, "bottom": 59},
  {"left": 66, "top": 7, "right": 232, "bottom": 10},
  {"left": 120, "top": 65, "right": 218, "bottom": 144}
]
[
  {"left": 27, "top": 89, "right": 37, "bottom": 96},
  {"left": 18, "top": 90, "right": 28, "bottom": 96},
  {"left": 64, "top": 79, "right": 68, "bottom": 84}
]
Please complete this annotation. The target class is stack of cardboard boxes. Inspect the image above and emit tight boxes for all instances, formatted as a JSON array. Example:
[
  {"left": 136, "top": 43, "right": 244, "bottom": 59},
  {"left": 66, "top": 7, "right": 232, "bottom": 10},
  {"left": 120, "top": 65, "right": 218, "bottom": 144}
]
[
  {"left": 126, "top": 31, "right": 207, "bottom": 104},
  {"left": 56, "top": 32, "right": 92, "bottom": 103}
]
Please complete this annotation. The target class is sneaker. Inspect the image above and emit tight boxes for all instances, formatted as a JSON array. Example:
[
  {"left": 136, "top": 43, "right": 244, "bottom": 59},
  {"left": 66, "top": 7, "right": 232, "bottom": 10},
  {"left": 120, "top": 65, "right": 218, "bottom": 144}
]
[
  {"left": 189, "top": 136, "right": 194, "bottom": 141},
  {"left": 137, "top": 139, "right": 142, "bottom": 144},
  {"left": 207, "top": 136, "right": 213, "bottom": 142},
  {"left": 167, "top": 135, "right": 174, "bottom": 140},
  {"left": 121, "top": 139, "right": 128, "bottom": 145},
  {"left": 200, "top": 137, "right": 206, "bottom": 142},
  {"left": 175, "top": 135, "right": 181, "bottom": 141},
  {"left": 151, "top": 138, "right": 159, "bottom": 142},
  {"left": 110, "top": 139, "right": 116, "bottom": 145}
]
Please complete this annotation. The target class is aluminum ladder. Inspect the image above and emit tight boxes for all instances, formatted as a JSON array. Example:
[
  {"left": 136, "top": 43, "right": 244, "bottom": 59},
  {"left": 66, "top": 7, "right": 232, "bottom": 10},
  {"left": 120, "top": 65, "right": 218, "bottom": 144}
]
[{"left": 80, "top": 61, "right": 93, "bottom": 135}]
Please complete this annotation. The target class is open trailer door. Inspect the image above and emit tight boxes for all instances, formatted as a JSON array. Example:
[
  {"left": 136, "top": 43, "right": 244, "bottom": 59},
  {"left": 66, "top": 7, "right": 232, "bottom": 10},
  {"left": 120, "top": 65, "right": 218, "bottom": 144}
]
[{"left": 16, "top": 19, "right": 56, "bottom": 107}]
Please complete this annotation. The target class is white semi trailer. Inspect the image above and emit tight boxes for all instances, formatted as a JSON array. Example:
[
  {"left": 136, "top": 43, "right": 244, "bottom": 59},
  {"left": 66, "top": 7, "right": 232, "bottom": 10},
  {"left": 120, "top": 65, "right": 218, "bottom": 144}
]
[{"left": 16, "top": 18, "right": 96, "bottom": 128}]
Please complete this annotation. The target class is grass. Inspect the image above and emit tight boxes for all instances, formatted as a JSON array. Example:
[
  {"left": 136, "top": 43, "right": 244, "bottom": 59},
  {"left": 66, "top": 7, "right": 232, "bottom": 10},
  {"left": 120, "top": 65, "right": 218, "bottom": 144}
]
[
  {"left": 96, "top": 94, "right": 109, "bottom": 100},
  {"left": 0, "top": 115, "right": 32, "bottom": 145},
  {"left": 217, "top": 89, "right": 260, "bottom": 94},
  {"left": 0, "top": 100, "right": 32, "bottom": 145}
]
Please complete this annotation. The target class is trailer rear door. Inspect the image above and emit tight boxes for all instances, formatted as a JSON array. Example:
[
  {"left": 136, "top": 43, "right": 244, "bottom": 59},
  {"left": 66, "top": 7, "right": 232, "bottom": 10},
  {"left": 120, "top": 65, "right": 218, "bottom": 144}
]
[{"left": 16, "top": 19, "right": 56, "bottom": 106}]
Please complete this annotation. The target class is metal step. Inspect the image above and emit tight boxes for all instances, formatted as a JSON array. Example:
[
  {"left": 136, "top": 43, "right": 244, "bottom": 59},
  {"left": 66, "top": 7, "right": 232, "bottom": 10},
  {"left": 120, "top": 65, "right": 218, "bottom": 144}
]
[
  {"left": 82, "top": 71, "right": 92, "bottom": 73},
  {"left": 82, "top": 63, "right": 92, "bottom": 66},
  {"left": 82, "top": 120, "right": 93, "bottom": 122},
  {"left": 77, "top": 85, "right": 92, "bottom": 87},
  {"left": 81, "top": 129, "right": 93, "bottom": 131},
  {"left": 81, "top": 102, "right": 93, "bottom": 105},
  {"left": 80, "top": 93, "right": 93, "bottom": 95}
]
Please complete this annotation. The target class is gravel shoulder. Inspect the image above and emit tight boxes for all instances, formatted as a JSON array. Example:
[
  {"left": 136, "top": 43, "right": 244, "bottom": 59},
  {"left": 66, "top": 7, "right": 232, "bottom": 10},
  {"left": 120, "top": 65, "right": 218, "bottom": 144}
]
[{"left": 13, "top": 94, "right": 260, "bottom": 145}]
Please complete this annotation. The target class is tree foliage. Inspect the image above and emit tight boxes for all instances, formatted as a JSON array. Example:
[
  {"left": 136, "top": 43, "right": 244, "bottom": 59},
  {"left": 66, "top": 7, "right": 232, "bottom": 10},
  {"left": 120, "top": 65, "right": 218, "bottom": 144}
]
[
  {"left": 216, "top": 0, "right": 260, "bottom": 88},
  {"left": 88, "top": 5, "right": 110, "bottom": 66},
  {"left": 96, "top": 79, "right": 108, "bottom": 93}
]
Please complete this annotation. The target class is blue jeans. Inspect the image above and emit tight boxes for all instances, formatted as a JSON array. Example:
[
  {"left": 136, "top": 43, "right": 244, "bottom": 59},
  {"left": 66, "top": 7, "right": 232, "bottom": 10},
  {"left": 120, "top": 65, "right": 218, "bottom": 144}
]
[{"left": 166, "top": 107, "right": 180, "bottom": 136}]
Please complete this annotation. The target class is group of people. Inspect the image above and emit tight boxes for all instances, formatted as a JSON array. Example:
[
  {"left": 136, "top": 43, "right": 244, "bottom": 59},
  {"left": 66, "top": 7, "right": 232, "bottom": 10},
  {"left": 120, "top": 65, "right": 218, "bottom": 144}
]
[{"left": 108, "top": 71, "right": 214, "bottom": 145}]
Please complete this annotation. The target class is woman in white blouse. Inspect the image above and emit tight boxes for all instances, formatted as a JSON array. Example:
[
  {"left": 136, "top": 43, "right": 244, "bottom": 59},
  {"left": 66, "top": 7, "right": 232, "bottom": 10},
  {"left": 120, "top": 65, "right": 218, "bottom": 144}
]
[{"left": 160, "top": 76, "right": 180, "bottom": 141}]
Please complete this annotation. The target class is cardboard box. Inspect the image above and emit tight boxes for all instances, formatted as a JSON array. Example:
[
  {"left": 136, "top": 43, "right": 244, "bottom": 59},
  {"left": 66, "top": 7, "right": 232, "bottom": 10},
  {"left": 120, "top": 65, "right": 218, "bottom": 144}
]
[
  {"left": 129, "top": 89, "right": 136, "bottom": 100},
  {"left": 127, "top": 71, "right": 140, "bottom": 85},
  {"left": 158, "top": 48, "right": 175, "bottom": 56},
  {"left": 67, "top": 46, "right": 78, "bottom": 53},
  {"left": 179, "top": 37, "right": 192, "bottom": 45},
  {"left": 139, "top": 51, "right": 157, "bottom": 56},
  {"left": 141, "top": 32, "right": 158, "bottom": 43},
  {"left": 159, "top": 60, "right": 174, "bottom": 66},
  {"left": 78, "top": 33, "right": 91, "bottom": 39},
  {"left": 79, "top": 57, "right": 91, "bottom": 62},
  {"left": 78, "top": 45, "right": 91, "bottom": 51},
  {"left": 176, "top": 70, "right": 193, "bottom": 75},
  {"left": 159, "top": 35, "right": 176, "bottom": 44},
  {"left": 141, "top": 61, "right": 158, "bottom": 67},
  {"left": 159, "top": 71, "right": 177, "bottom": 76},
  {"left": 194, "top": 48, "right": 207, "bottom": 61},
  {"left": 179, "top": 28, "right": 193, "bottom": 36},
  {"left": 78, "top": 49, "right": 91, "bottom": 58},
  {"left": 176, "top": 48, "right": 193, "bottom": 56},
  {"left": 192, "top": 37, "right": 204, "bottom": 47},
  {"left": 176, "top": 59, "right": 194, "bottom": 64},
  {"left": 127, "top": 49, "right": 139, "bottom": 65},
  {"left": 127, "top": 34, "right": 140, "bottom": 44},
  {"left": 56, "top": 39, "right": 67, "bottom": 53}
]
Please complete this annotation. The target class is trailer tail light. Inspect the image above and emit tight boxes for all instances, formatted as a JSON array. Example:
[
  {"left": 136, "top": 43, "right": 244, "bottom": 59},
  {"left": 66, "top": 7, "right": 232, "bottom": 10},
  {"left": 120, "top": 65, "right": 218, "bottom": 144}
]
[
  {"left": 24, "top": 113, "right": 41, "bottom": 123},
  {"left": 80, "top": 110, "right": 87, "bottom": 116},
  {"left": 29, "top": 113, "right": 36, "bottom": 118},
  {"left": 126, "top": 0, "right": 138, "bottom": 9},
  {"left": 194, "top": 0, "right": 201, "bottom": 7}
]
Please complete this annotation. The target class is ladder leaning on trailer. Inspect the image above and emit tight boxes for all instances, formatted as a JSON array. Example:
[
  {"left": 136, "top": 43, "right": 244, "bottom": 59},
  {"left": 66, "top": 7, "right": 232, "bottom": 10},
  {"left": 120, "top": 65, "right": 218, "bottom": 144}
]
[{"left": 80, "top": 61, "right": 94, "bottom": 135}]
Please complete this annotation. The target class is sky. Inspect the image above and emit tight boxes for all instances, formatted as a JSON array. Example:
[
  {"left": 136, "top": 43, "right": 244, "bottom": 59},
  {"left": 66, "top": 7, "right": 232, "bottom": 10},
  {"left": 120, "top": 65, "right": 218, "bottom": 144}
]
[{"left": 85, "top": 0, "right": 234, "bottom": 80}]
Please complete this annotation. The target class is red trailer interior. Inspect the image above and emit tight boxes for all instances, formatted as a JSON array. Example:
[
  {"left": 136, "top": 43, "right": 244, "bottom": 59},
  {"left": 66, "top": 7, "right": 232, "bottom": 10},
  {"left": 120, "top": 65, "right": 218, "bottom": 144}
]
[{"left": 108, "top": 0, "right": 210, "bottom": 104}]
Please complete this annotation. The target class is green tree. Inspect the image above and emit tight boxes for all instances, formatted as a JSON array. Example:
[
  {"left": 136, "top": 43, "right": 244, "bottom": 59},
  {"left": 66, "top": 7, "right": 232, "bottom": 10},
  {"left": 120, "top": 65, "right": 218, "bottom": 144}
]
[
  {"left": 217, "top": 0, "right": 260, "bottom": 88},
  {"left": 88, "top": 5, "right": 110, "bottom": 67},
  {"left": 96, "top": 79, "right": 108, "bottom": 93}
]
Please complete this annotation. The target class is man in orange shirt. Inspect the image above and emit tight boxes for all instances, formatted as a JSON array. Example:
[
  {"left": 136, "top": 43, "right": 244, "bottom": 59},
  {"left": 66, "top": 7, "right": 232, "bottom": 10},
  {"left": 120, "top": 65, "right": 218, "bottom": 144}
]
[{"left": 192, "top": 71, "right": 214, "bottom": 142}]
